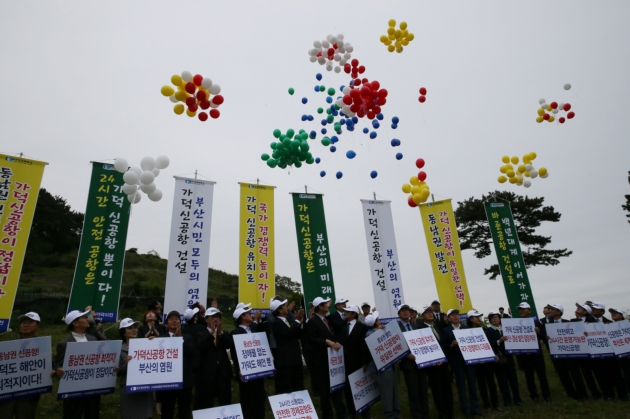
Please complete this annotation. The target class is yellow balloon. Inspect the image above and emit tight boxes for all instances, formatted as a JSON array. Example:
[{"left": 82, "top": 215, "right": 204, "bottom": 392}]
[
  {"left": 524, "top": 171, "right": 531, "bottom": 177},
  {"left": 412, "top": 194, "right": 422, "bottom": 205},
  {"left": 498, "top": 176, "right": 507, "bottom": 184},
  {"left": 387, "top": 27, "right": 395, "bottom": 36},
  {"left": 380, "top": 35, "right": 389, "bottom": 44},
  {"left": 509, "top": 177, "right": 517, "bottom": 184},
  {"left": 517, "top": 165, "right": 526, "bottom": 174},
  {"left": 401, "top": 39, "right": 409, "bottom": 46},
  {"left": 511, "top": 156, "right": 519, "bottom": 164},
  {"left": 394, "top": 30, "right": 402, "bottom": 39},
  {"left": 420, "top": 189, "right": 430, "bottom": 199},
  {"left": 529, "top": 152, "right": 537, "bottom": 160},
  {"left": 410, "top": 176, "right": 419, "bottom": 186},
  {"left": 546, "top": 105, "right": 552, "bottom": 111},
  {"left": 402, "top": 184, "right": 411, "bottom": 194},
  {"left": 537, "top": 108, "right": 544, "bottom": 116},
  {"left": 499, "top": 166, "right": 507, "bottom": 174},
  {"left": 388, "top": 19, "right": 396, "bottom": 27},
  {"left": 507, "top": 170, "right": 515, "bottom": 178},
  {"left": 548, "top": 116, "right": 555, "bottom": 122},
  {"left": 407, "top": 33, "right": 414, "bottom": 41},
  {"left": 175, "top": 91, "right": 188, "bottom": 102},
  {"left": 536, "top": 117, "right": 543, "bottom": 123},
  {"left": 538, "top": 167, "right": 547, "bottom": 176},
  {"left": 396, "top": 47, "right": 403, "bottom": 53},
  {"left": 411, "top": 185, "right": 421, "bottom": 194},
  {"left": 401, "top": 30, "right": 409, "bottom": 38},
  {"left": 523, "top": 155, "right": 531, "bottom": 164},
  {"left": 400, "top": 22, "right": 408, "bottom": 30},
  {"left": 384, "top": 39, "right": 392, "bottom": 46},
  {"left": 385, "top": 45, "right": 394, "bottom": 52},
  {"left": 161, "top": 86, "right": 175, "bottom": 97},
  {"left": 170, "top": 75, "right": 183, "bottom": 86},
  {"left": 186, "top": 109, "right": 196, "bottom": 117},
  {"left": 418, "top": 181, "right": 426, "bottom": 187},
  {"left": 173, "top": 104, "right": 184, "bottom": 115},
  {"left": 501, "top": 155, "right": 509, "bottom": 163}
]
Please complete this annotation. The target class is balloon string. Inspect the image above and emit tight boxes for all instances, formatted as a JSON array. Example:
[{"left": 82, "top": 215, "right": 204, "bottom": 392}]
[
  {"left": 573, "top": 92, "right": 580, "bottom": 100},
  {"left": 419, "top": 107, "right": 426, "bottom": 124}
]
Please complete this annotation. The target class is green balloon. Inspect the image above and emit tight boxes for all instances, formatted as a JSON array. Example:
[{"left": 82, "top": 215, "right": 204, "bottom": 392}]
[
  {"left": 282, "top": 138, "right": 290, "bottom": 147},
  {"left": 288, "top": 88, "right": 294, "bottom": 95},
  {"left": 321, "top": 137, "right": 331, "bottom": 146},
  {"left": 273, "top": 129, "right": 281, "bottom": 138},
  {"left": 334, "top": 123, "right": 341, "bottom": 131},
  {"left": 327, "top": 115, "right": 334, "bottom": 123},
  {"left": 306, "top": 157, "right": 315, "bottom": 164},
  {"left": 300, "top": 142, "right": 309, "bottom": 152},
  {"left": 295, "top": 161, "right": 302, "bottom": 168},
  {"left": 287, "top": 129, "right": 295, "bottom": 139},
  {"left": 272, "top": 150, "right": 280, "bottom": 159},
  {"left": 270, "top": 142, "right": 277, "bottom": 149},
  {"left": 334, "top": 104, "right": 340, "bottom": 110},
  {"left": 261, "top": 153, "right": 270, "bottom": 161},
  {"left": 267, "top": 159, "right": 277, "bottom": 168},
  {"left": 317, "top": 107, "right": 323, "bottom": 114},
  {"left": 327, "top": 87, "right": 335, "bottom": 96},
  {"left": 319, "top": 85, "right": 325, "bottom": 92},
  {"left": 326, "top": 108, "right": 332, "bottom": 115}
]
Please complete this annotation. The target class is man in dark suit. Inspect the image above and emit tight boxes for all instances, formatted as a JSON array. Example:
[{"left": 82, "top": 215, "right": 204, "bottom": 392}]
[
  {"left": 230, "top": 307, "right": 266, "bottom": 419},
  {"left": 498, "top": 307, "right": 511, "bottom": 319},
  {"left": 339, "top": 305, "right": 369, "bottom": 418},
  {"left": 571, "top": 303, "right": 601, "bottom": 400},
  {"left": 306, "top": 296, "right": 347, "bottom": 419},
  {"left": 397, "top": 303, "right": 429, "bottom": 419},
  {"left": 182, "top": 307, "right": 205, "bottom": 336},
  {"left": 328, "top": 297, "right": 348, "bottom": 336},
  {"left": 515, "top": 302, "right": 551, "bottom": 403},
  {"left": 271, "top": 299, "right": 305, "bottom": 394},
  {"left": 53, "top": 310, "right": 100, "bottom": 419},
  {"left": 194, "top": 308, "right": 233, "bottom": 410},
  {"left": 430, "top": 300, "right": 447, "bottom": 330}
]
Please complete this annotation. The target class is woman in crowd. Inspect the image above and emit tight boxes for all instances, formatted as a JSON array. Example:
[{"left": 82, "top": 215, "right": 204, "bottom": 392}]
[
  {"left": 118, "top": 318, "right": 154, "bottom": 419},
  {"left": 486, "top": 312, "right": 522, "bottom": 407},
  {"left": 138, "top": 309, "right": 165, "bottom": 338},
  {"left": 467, "top": 311, "right": 501, "bottom": 412}
]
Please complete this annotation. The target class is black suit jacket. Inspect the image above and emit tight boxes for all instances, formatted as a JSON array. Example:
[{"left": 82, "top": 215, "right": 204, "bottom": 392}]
[
  {"left": 432, "top": 312, "right": 448, "bottom": 330},
  {"left": 306, "top": 314, "right": 338, "bottom": 367},
  {"left": 397, "top": 320, "right": 417, "bottom": 371},
  {"left": 195, "top": 328, "right": 233, "bottom": 381},
  {"left": 54, "top": 334, "right": 98, "bottom": 370},
  {"left": 339, "top": 320, "right": 369, "bottom": 373},
  {"left": 441, "top": 325, "right": 468, "bottom": 368},
  {"left": 159, "top": 330, "right": 198, "bottom": 388},
  {"left": 272, "top": 317, "right": 303, "bottom": 367},
  {"left": 570, "top": 315, "right": 597, "bottom": 323},
  {"left": 328, "top": 311, "right": 344, "bottom": 337}
]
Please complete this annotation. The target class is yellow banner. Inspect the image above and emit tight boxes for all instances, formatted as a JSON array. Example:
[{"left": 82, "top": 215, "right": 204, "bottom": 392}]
[
  {"left": 419, "top": 199, "right": 473, "bottom": 314},
  {"left": 0, "top": 155, "right": 47, "bottom": 331},
  {"left": 238, "top": 183, "right": 275, "bottom": 311}
]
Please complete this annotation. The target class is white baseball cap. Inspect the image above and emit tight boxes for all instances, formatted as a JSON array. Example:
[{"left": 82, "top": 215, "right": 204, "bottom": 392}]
[
  {"left": 408, "top": 306, "right": 418, "bottom": 313},
  {"left": 365, "top": 311, "right": 379, "bottom": 327},
  {"left": 487, "top": 311, "right": 500, "bottom": 318},
  {"left": 335, "top": 297, "right": 349, "bottom": 305},
  {"left": 609, "top": 307, "right": 623, "bottom": 315},
  {"left": 397, "top": 303, "right": 411, "bottom": 312},
  {"left": 183, "top": 308, "right": 200, "bottom": 320},
  {"left": 235, "top": 302, "right": 251, "bottom": 310},
  {"left": 576, "top": 303, "right": 592, "bottom": 314},
  {"left": 65, "top": 310, "right": 90, "bottom": 325},
  {"left": 119, "top": 318, "right": 140, "bottom": 329},
  {"left": 517, "top": 302, "right": 531, "bottom": 309},
  {"left": 361, "top": 302, "right": 371, "bottom": 307},
  {"left": 446, "top": 309, "right": 460, "bottom": 317},
  {"left": 18, "top": 312, "right": 40, "bottom": 323},
  {"left": 205, "top": 308, "right": 222, "bottom": 317},
  {"left": 549, "top": 304, "right": 564, "bottom": 314},
  {"left": 233, "top": 307, "right": 251, "bottom": 320},
  {"left": 591, "top": 301, "right": 605, "bottom": 310},
  {"left": 467, "top": 310, "right": 483, "bottom": 318},
  {"left": 420, "top": 306, "right": 433, "bottom": 314},
  {"left": 270, "top": 299, "right": 288, "bottom": 312},
  {"left": 343, "top": 305, "right": 360, "bottom": 315},
  {"left": 313, "top": 297, "right": 331, "bottom": 307}
]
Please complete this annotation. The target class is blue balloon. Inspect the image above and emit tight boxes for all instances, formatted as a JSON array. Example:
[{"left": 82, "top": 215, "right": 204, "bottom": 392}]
[
  {"left": 316, "top": 73, "right": 322, "bottom": 81},
  {"left": 347, "top": 126, "right": 355, "bottom": 132},
  {"left": 352, "top": 116, "right": 359, "bottom": 124},
  {"left": 370, "top": 131, "right": 377, "bottom": 139},
  {"left": 340, "top": 85, "right": 345, "bottom": 91},
  {"left": 395, "top": 153, "right": 403, "bottom": 160},
  {"left": 346, "top": 150, "right": 356, "bottom": 159},
  {"left": 314, "top": 85, "right": 320, "bottom": 92},
  {"left": 331, "top": 136, "right": 339, "bottom": 144},
  {"left": 392, "top": 116, "right": 400, "bottom": 124},
  {"left": 330, "top": 146, "right": 337, "bottom": 152},
  {"left": 377, "top": 113, "right": 384, "bottom": 121},
  {"left": 370, "top": 171, "right": 378, "bottom": 179},
  {"left": 320, "top": 171, "right": 326, "bottom": 177},
  {"left": 301, "top": 115, "right": 307, "bottom": 121},
  {"left": 307, "top": 115, "right": 314, "bottom": 121},
  {"left": 321, "top": 128, "right": 327, "bottom": 134},
  {"left": 336, "top": 171, "right": 343, "bottom": 179},
  {"left": 332, "top": 110, "right": 338, "bottom": 116},
  {"left": 372, "top": 120, "right": 380, "bottom": 129},
  {"left": 390, "top": 139, "right": 397, "bottom": 147},
  {"left": 340, "top": 119, "right": 346, "bottom": 125},
  {"left": 363, "top": 127, "right": 369, "bottom": 134},
  {"left": 321, "top": 119, "right": 328, "bottom": 126},
  {"left": 326, "top": 97, "right": 333, "bottom": 104},
  {"left": 310, "top": 130, "right": 317, "bottom": 138},
  {"left": 349, "top": 80, "right": 354, "bottom": 86},
  {"left": 391, "top": 124, "right": 398, "bottom": 129},
  {"left": 315, "top": 157, "right": 321, "bottom": 164},
  {"left": 302, "top": 97, "right": 308, "bottom": 104}
]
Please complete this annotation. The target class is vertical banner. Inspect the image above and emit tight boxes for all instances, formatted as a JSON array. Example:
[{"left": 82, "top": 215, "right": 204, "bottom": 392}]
[
  {"left": 361, "top": 200, "right": 405, "bottom": 323},
  {"left": 0, "top": 154, "right": 46, "bottom": 331},
  {"left": 291, "top": 193, "right": 336, "bottom": 308},
  {"left": 68, "top": 162, "right": 130, "bottom": 321},
  {"left": 239, "top": 183, "right": 275, "bottom": 312},
  {"left": 484, "top": 202, "right": 537, "bottom": 318},
  {"left": 163, "top": 177, "right": 215, "bottom": 320},
  {"left": 418, "top": 199, "right": 473, "bottom": 316}
]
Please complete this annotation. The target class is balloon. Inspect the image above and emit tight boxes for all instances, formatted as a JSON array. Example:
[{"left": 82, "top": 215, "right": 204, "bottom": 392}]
[
  {"left": 396, "top": 153, "right": 403, "bottom": 160},
  {"left": 412, "top": 194, "right": 422, "bottom": 205},
  {"left": 123, "top": 171, "right": 139, "bottom": 185},
  {"left": 370, "top": 171, "right": 378, "bottom": 179},
  {"left": 567, "top": 111, "right": 575, "bottom": 119},
  {"left": 261, "top": 153, "right": 270, "bottom": 161},
  {"left": 539, "top": 98, "right": 545, "bottom": 105},
  {"left": 140, "top": 183, "right": 156, "bottom": 194},
  {"left": 538, "top": 167, "right": 548, "bottom": 176},
  {"left": 537, "top": 108, "right": 545, "bottom": 116},
  {"left": 336, "top": 171, "right": 343, "bottom": 179},
  {"left": 181, "top": 71, "right": 192, "bottom": 82},
  {"left": 122, "top": 183, "right": 137, "bottom": 195},
  {"left": 563, "top": 103, "right": 571, "bottom": 111},
  {"left": 320, "top": 171, "right": 326, "bottom": 177},
  {"left": 517, "top": 165, "right": 526, "bottom": 174},
  {"left": 155, "top": 155, "right": 170, "bottom": 169},
  {"left": 559, "top": 117, "right": 566, "bottom": 124},
  {"left": 161, "top": 86, "right": 175, "bottom": 96},
  {"left": 419, "top": 87, "right": 427, "bottom": 95},
  {"left": 523, "top": 180, "right": 531, "bottom": 188},
  {"left": 152, "top": 168, "right": 160, "bottom": 177},
  {"left": 192, "top": 74, "right": 203, "bottom": 86},
  {"left": 140, "top": 156, "right": 156, "bottom": 171},
  {"left": 418, "top": 171, "right": 427, "bottom": 181},
  {"left": 209, "top": 84, "right": 221, "bottom": 95},
  {"left": 171, "top": 75, "right": 183, "bottom": 86},
  {"left": 418, "top": 96, "right": 426, "bottom": 103},
  {"left": 127, "top": 193, "right": 141, "bottom": 204},
  {"left": 302, "top": 97, "right": 308, "bottom": 104},
  {"left": 408, "top": 197, "right": 418, "bottom": 208},
  {"left": 416, "top": 158, "right": 425, "bottom": 169},
  {"left": 198, "top": 112, "right": 208, "bottom": 122},
  {"left": 530, "top": 170, "right": 538, "bottom": 178},
  {"left": 210, "top": 109, "right": 220, "bottom": 119},
  {"left": 346, "top": 150, "right": 356, "bottom": 159},
  {"left": 288, "top": 87, "right": 295, "bottom": 95},
  {"left": 506, "top": 170, "right": 515, "bottom": 178},
  {"left": 550, "top": 102, "right": 558, "bottom": 109},
  {"left": 148, "top": 189, "right": 163, "bottom": 202},
  {"left": 402, "top": 184, "right": 411, "bottom": 193},
  {"left": 498, "top": 176, "right": 507, "bottom": 184},
  {"left": 114, "top": 158, "right": 128, "bottom": 174},
  {"left": 563, "top": 83, "right": 571, "bottom": 90},
  {"left": 410, "top": 176, "right": 419, "bottom": 186},
  {"left": 541, "top": 173, "right": 549, "bottom": 179},
  {"left": 140, "top": 171, "right": 155, "bottom": 185},
  {"left": 174, "top": 104, "right": 184, "bottom": 115},
  {"left": 201, "top": 78, "right": 212, "bottom": 89}
]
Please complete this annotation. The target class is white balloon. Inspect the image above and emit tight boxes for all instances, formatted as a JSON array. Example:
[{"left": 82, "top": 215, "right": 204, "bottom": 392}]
[
  {"left": 337, "top": 46, "right": 346, "bottom": 54},
  {"left": 334, "top": 53, "right": 341, "bottom": 62},
  {"left": 335, "top": 99, "right": 344, "bottom": 107},
  {"left": 345, "top": 45, "right": 354, "bottom": 53},
  {"left": 309, "top": 56, "right": 317, "bottom": 63},
  {"left": 540, "top": 103, "right": 547, "bottom": 110},
  {"left": 139, "top": 171, "right": 155, "bottom": 185},
  {"left": 539, "top": 98, "right": 546, "bottom": 105},
  {"left": 140, "top": 182, "right": 156, "bottom": 194},
  {"left": 155, "top": 155, "right": 170, "bottom": 169},
  {"left": 329, "top": 36, "right": 337, "bottom": 44},
  {"left": 148, "top": 189, "right": 163, "bottom": 202},
  {"left": 559, "top": 103, "right": 565, "bottom": 110},
  {"left": 122, "top": 183, "right": 137, "bottom": 195},
  {"left": 201, "top": 78, "right": 212, "bottom": 89},
  {"left": 523, "top": 180, "right": 531, "bottom": 188},
  {"left": 151, "top": 168, "right": 160, "bottom": 177},
  {"left": 122, "top": 171, "right": 139, "bottom": 185},
  {"left": 337, "top": 33, "right": 344, "bottom": 41},
  {"left": 337, "top": 40, "right": 344, "bottom": 48},
  {"left": 209, "top": 84, "right": 221, "bottom": 95},
  {"left": 325, "top": 64, "right": 333, "bottom": 72},
  {"left": 339, "top": 58, "right": 347, "bottom": 66},
  {"left": 181, "top": 71, "right": 192, "bottom": 82},
  {"left": 525, "top": 164, "right": 533, "bottom": 171},
  {"left": 342, "top": 87, "right": 351, "bottom": 95},
  {"left": 113, "top": 158, "right": 128, "bottom": 174},
  {"left": 169, "top": 94, "right": 178, "bottom": 103},
  {"left": 563, "top": 83, "right": 571, "bottom": 90},
  {"left": 127, "top": 193, "right": 141, "bottom": 204},
  {"left": 541, "top": 173, "right": 549, "bottom": 178},
  {"left": 334, "top": 66, "right": 341, "bottom": 73},
  {"left": 317, "top": 56, "right": 326, "bottom": 65},
  {"left": 313, "top": 40, "right": 321, "bottom": 49},
  {"left": 551, "top": 109, "right": 559, "bottom": 114},
  {"left": 130, "top": 166, "right": 142, "bottom": 176},
  {"left": 210, "top": 102, "right": 219, "bottom": 108},
  {"left": 140, "top": 156, "right": 156, "bottom": 171},
  {"left": 344, "top": 53, "right": 351, "bottom": 60},
  {"left": 308, "top": 48, "right": 318, "bottom": 56},
  {"left": 322, "top": 40, "right": 330, "bottom": 48},
  {"left": 530, "top": 170, "right": 538, "bottom": 178}
]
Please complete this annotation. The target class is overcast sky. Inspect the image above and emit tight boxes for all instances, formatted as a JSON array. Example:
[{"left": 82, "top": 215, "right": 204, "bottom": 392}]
[{"left": 2, "top": 1, "right": 629, "bottom": 316}]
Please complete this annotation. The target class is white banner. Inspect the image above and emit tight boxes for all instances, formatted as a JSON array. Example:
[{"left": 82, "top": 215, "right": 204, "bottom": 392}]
[
  {"left": 584, "top": 322, "right": 614, "bottom": 359},
  {"left": 57, "top": 340, "right": 121, "bottom": 400},
  {"left": 403, "top": 328, "right": 447, "bottom": 369},
  {"left": 365, "top": 320, "right": 410, "bottom": 372},
  {"left": 0, "top": 336, "right": 53, "bottom": 402},
  {"left": 360, "top": 200, "right": 405, "bottom": 324},
  {"left": 327, "top": 347, "right": 345, "bottom": 393},
  {"left": 546, "top": 322, "right": 588, "bottom": 359},
  {"left": 126, "top": 337, "right": 183, "bottom": 393},
  {"left": 349, "top": 362, "right": 380, "bottom": 414},
  {"left": 193, "top": 403, "right": 244, "bottom": 419},
  {"left": 268, "top": 390, "right": 318, "bottom": 419},
  {"left": 453, "top": 328, "right": 496, "bottom": 365},
  {"left": 605, "top": 320, "right": 630, "bottom": 359},
  {"left": 502, "top": 318, "right": 540, "bottom": 354},
  {"left": 164, "top": 177, "right": 215, "bottom": 321},
  {"left": 232, "top": 332, "right": 274, "bottom": 381}
]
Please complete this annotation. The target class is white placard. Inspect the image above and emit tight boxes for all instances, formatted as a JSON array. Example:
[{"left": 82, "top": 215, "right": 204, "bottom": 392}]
[
  {"left": 453, "top": 328, "right": 496, "bottom": 365},
  {"left": 163, "top": 177, "right": 215, "bottom": 322},
  {"left": 232, "top": 332, "right": 274, "bottom": 381},
  {"left": 126, "top": 337, "right": 183, "bottom": 393},
  {"left": 360, "top": 200, "right": 405, "bottom": 324},
  {"left": 193, "top": 403, "right": 244, "bottom": 419},
  {"left": 365, "top": 320, "right": 410, "bottom": 372},
  {"left": 327, "top": 347, "right": 345, "bottom": 392},
  {"left": 584, "top": 322, "right": 614, "bottom": 359},
  {"left": 605, "top": 320, "right": 630, "bottom": 359},
  {"left": 502, "top": 318, "right": 540, "bottom": 354},
  {"left": 0, "top": 336, "right": 53, "bottom": 402},
  {"left": 57, "top": 340, "right": 121, "bottom": 400},
  {"left": 403, "top": 328, "right": 447, "bottom": 369},
  {"left": 546, "top": 322, "right": 588, "bottom": 359},
  {"left": 268, "top": 390, "right": 318, "bottom": 419},
  {"left": 349, "top": 363, "right": 381, "bottom": 414}
]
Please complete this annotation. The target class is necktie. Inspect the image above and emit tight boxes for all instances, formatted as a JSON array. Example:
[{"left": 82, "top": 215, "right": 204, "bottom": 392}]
[
  {"left": 430, "top": 325, "right": 439, "bottom": 340},
  {"left": 246, "top": 327, "right": 251, "bottom": 333},
  {"left": 406, "top": 323, "right": 412, "bottom": 332},
  {"left": 323, "top": 317, "right": 331, "bottom": 333},
  {"left": 284, "top": 319, "right": 291, "bottom": 328}
]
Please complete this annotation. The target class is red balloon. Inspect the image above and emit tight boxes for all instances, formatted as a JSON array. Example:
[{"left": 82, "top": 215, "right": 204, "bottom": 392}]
[
  {"left": 333, "top": 43, "right": 338, "bottom": 50},
  {"left": 209, "top": 109, "right": 220, "bottom": 119},
  {"left": 350, "top": 104, "right": 359, "bottom": 113},
  {"left": 185, "top": 97, "right": 196, "bottom": 108},
  {"left": 418, "top": 95, "right": 426, "bottom": 103},
  {"left": 200, "top": 100, "right": 211, "bottom": 110},
  {"left": 192, "top": 74, "right": 203, "bottom": 86},
  {"left": 550, "top": 102, "right": 558, "bottom": 109},
  {"left": 362, "top": 78, "right": 369, "bottom": 85},
  {"left": 351, "top": 58, "right": 359, "bottom": 67},
  {"left": 559, "top": 117, "right": 565, "bottom": 124},
  {"left": 408, "top": 197, "right": 418, "bottom": 208},
  {"left": 371, "top": 80, "right": 380, "bottom": 90},
  {"left": 198, "top": 112, "right": 208, "bottom": 121},
  {"left": 358, "top": 65, "right": 366, "bottom": 74},
  {"left": 367, "top": 111, "right": 375, "bottom": 120},
  {"left": 344, "top": 64, "right": 351, "bottom": 74},
  {"left": 351, "top": 72, "right": 358, "bottom": 79},
  {"left": 378, "top": 89, "right": 388, "bottom": 98},
  {"left": 567, "top": 111, "right": 575, "bottom": 119},
  {"left": 342, "top": 95, "right": 353, "bottom": 105},
  {"left": 357, "top": 109, "right": 365, "bottom": 118},
  {"left": 353, "top": 78, "right": 362, "bottom": 86},
  {"left": 543, "top": 113, "right": 550, "bottom": 120},
  {"left": 185, "top": 82, "right": 196, "bottom": 94},
  {"left": 212, "top": 95, "right": 224, "bottom": 105},
  {"left": 418, "top": 171, "right": 427, "bottom": 181},
  {"left": 196, "top": 90, "right": 207, "bottom": 101},
  {"left": 188, "top": 103, "right": 198, "bottom": 112},
  {"left": 327, "top": 48, "right": 334, "bottom": 56},
  {"left": 373, "top": 105, "right": 382, "bottom": 114},
  {"left": 360, "top": 86, "right": 371, "bottom": 98},
  {"left": 563, "top": 103, "right": 571, "bottom": 111},
  {"left": 350, "top": 88, "right": 360, "bottom": 99},
  {"left": 377, "top": 97, "right": 387, "bottom": 106},
  {"left": 416, "top": 158, "right": 425, "bottom": 169},
  {"left": 419, "top": 87, "right": 427, "bottom": 95}
]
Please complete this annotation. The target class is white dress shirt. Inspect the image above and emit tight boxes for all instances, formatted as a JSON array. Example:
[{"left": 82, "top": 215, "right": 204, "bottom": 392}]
[{"left": 71, "top": 332, "right": 88, "bottom": 342}]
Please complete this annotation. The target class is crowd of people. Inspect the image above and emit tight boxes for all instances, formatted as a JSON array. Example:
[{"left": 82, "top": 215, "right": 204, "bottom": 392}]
[{"left": 1, "top": 298, "right": 628, "bottom": 419}]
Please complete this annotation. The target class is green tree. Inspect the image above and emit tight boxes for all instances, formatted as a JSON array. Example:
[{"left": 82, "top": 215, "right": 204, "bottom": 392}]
[
  {"left": 622, "top": 171, "right": 630, "bottom": 225},
  {"left": 455, "top": 191, "right": 572, "bottom": 279}
]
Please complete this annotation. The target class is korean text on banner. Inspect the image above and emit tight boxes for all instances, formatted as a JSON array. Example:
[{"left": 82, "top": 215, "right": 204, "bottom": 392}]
[
  {"left": 484, "top": 202, "right": 538, "bottom": 318},
  {"left": 418, "top": 199, "right": 472, "bottom": 317},
  {"left": 57, "top": 340, "right": 121, "bottom": 400},
  {"left": 238, "top": 183, "right": 275, "bottom": 312},
  {"left": 268, "top": 390, "right": 318, "bottom": 419},
  {"left": 327, "top": 347, "right": 345, "bottom": 392},
  {"left": 164, "top": 177, "right": 215, "bottom": 320},
  {"left": 403, "top": 328, "right": 447, "bottom": 369},
  {"left": 0, "top": 336, "right": 53, "bottom": 401},
  {"left": 365, "top": 320, "right": 410, "bottom": 372},
  {"left": 193, "top": 403, "right": 244, "bottom": 419},
  {"left": 126, "top": 337, "right": 183, "bottom": 393},
  {"left": 584, "top": 322, "right": 615, "bottom": 359},
  {"left": 501, "top": 318, "right": 540, "bottom": 354},
  {"left": 361, "top": 200, "right": 405, "bottom": 324},
  {"left": 546, "top": 322, "right": 588, "bottom": 359},
  {"left": 349, "top": 362, "right": 380, "bottom": 414},
  {"left": 232, "top": 332, "right": 274, "bottom": 381},
  {"left": 0, "top": 154, "right": 46, "bottom": 331},
  {"left": 453, "top": 328, "right": 496, "bottom": 365},
  {"left": 605, "top": 320, "right": 630, "bottom": 359},
  {"left": 68, "top": 162, "right": 130, "bottom": 322},
  {"left": 291, "top": 193, "right": 336, "bottom": 309}
]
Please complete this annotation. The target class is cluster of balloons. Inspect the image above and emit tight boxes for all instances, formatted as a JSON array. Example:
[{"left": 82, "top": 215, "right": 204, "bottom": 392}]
[
  {"left": 380, "top": 19, "right": 415, "bottom": 53},
  {"left": 343, "top": 58, "right": 366, "bottom": 80},
  {"left": 497, "top": 153, "right": 548, "bottom": 188},
  {"left": 308, "top": 34, "right": 354, "bottom": 73},
  {"left": 113, "top": 156, "right": 170, "bottom": 203},
  {"left": 401, "top": 159, "right": 430, "bottom": 207},
  {"left": 261, "top": 129, "right": 315, "bottom": 169},
  {"left": 161, "top": 71, "right": 223, "bottom": 122},
  {"left": 418, "top": 87, "right": 428, "bottom": 103},
  {"left": 535, "top": 99, "right": 575, "bottom": 124},
  {"left": 338, "top": 79, "right": 388, "bottom": 119}
]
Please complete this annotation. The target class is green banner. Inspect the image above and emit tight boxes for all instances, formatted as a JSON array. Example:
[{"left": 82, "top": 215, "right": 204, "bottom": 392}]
[
  {"left": 68, "top": 162, "right": 131, "bottom": 322},
  {"left": 291, "top": 193, "right": 337, "bottom": 312},
  {"left": 484, "top": 202, "right": 537, "bottom": 318}
]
